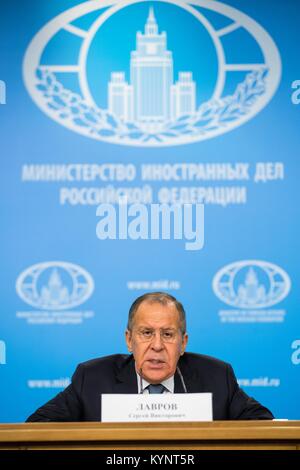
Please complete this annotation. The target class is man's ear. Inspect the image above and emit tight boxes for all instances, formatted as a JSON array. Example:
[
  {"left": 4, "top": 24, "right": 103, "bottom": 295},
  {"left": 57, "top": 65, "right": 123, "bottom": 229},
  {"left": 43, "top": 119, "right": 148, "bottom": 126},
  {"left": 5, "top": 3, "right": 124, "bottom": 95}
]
[
  {"left": 125, "top": 329, "right": 132, "bottom": 352},
  {"left": 181, "top": 333, "right": 188, "bottom": 355}
]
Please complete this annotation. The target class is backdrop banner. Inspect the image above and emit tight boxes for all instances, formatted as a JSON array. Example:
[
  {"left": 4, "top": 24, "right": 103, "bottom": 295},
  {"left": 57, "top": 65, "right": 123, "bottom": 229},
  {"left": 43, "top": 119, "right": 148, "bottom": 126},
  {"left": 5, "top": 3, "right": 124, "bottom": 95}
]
[{"left": 1, "top": 0, "right": 299, "bottom": 422}]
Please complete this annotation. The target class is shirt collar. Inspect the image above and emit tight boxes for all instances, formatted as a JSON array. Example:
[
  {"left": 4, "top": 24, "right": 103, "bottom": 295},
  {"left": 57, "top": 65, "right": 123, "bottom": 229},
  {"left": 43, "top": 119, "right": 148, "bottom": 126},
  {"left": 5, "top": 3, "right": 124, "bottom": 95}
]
[{"left": 137, "top": 372, "right": 174, "bottom": 393}]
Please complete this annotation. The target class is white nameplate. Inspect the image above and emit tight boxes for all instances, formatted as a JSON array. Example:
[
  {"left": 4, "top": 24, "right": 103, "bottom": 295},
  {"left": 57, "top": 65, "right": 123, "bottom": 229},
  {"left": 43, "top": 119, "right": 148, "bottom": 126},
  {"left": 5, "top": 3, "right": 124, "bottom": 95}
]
[{"left": 101, "top": 393, "right": 212, "bottom": 422}]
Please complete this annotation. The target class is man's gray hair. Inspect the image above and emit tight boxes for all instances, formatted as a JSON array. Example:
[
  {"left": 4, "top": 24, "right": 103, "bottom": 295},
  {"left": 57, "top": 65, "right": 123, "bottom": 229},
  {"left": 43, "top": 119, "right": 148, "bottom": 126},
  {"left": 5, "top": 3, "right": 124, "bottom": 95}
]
[{"left": 127, "top": 292, "right": 186, "bottom": 334}]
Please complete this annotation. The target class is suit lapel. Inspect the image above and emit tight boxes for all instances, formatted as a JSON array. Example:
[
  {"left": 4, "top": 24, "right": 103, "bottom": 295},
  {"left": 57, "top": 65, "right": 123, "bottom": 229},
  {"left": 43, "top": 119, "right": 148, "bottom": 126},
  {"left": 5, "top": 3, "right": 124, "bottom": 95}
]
[
  {"left": 111, "top": 354, "right": 202, "bottom": 394},
  {"left": 112, "top": 355, "right": 138, "bottom": 393},
  {"left": 175, "top": 356, "right": 202, "bottom": 393}
]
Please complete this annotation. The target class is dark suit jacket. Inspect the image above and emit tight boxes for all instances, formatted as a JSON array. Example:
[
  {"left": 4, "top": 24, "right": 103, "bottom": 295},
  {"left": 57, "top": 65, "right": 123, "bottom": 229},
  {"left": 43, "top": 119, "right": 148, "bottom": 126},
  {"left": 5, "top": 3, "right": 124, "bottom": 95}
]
[{"left": 26, "top": 353, "right": 273, "bottom": 421}]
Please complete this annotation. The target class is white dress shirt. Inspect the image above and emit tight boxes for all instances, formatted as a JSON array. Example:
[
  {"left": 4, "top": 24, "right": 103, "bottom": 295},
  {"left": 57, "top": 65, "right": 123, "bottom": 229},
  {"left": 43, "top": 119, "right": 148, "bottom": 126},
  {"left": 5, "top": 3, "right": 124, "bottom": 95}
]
[{"left": 136, "top": 372, "right": 174, "bottom": 394}]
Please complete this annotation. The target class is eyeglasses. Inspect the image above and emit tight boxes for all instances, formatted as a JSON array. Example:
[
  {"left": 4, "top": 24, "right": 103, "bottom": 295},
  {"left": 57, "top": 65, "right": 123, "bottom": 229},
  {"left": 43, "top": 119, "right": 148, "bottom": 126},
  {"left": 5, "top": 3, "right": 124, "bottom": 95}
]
[{"left": 134, "top": 328, "right": 181, "bottom": 343}]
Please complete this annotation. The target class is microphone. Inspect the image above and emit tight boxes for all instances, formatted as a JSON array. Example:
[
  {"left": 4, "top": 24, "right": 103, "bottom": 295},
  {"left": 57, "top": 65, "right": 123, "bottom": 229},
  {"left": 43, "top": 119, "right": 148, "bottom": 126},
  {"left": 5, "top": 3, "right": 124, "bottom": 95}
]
[
  {"left": 176, "top": 366, "right": 188, "bottom": 393},
  {"left": 139, "top": 367, "right": 144, "bottom": 394},
  {"left": 139, "top": 365, "right": 188, "bottom": 393}
]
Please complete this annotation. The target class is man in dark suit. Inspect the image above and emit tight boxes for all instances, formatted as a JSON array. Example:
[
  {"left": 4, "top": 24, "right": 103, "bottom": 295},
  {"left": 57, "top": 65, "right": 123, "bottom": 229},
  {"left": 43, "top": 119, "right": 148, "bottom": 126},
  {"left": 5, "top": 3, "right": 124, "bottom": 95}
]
[{"left": 27, "top": 292, "right": 273, "bottom": 421}]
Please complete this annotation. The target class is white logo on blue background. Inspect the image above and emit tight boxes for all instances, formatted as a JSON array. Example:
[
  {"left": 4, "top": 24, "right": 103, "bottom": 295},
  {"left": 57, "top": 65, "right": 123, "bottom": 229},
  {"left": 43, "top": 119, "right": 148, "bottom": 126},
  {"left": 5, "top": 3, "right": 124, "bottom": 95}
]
[
  {"left": 16, "top": 262, "right": 94, "bottom": 310},
  {"left": 213, "top": 260, "right": 291, "bottom": 309},
  {"left": 0, "top": 340, "right": 6, "bottom": 365},
  {"left": 23, "top": 0, "right": 281, "bottom": 147}
]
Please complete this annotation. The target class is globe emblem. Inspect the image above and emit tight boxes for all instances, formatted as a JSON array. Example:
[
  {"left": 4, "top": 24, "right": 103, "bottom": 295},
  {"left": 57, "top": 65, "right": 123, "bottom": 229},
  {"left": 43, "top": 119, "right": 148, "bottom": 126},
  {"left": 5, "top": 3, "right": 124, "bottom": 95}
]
[
  {"left": 23, "top": 0, "right": 281, "bottom": 147},
  {"left": 212, "top": 260, "right": 291, "bottom": 309},
  {"left": 16, "top": 262, "right": 94, "bottom": 310}
]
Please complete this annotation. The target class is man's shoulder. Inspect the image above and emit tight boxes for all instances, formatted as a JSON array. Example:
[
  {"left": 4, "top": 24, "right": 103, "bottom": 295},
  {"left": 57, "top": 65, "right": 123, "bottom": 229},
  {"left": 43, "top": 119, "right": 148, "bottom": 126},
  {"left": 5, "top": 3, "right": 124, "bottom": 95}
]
[
  {"left": 76, "top": 354, "right": 131, "bottom": 374},
  {"left": 181, "top": 352, "right": 231, "bottom": 371}
]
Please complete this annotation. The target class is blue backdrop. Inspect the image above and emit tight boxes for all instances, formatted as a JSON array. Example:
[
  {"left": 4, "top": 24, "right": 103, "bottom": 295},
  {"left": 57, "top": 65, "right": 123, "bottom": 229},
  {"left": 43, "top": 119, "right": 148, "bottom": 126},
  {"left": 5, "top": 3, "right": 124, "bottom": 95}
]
[{"left": 1, "top": 0, "right": 299, "bottom": 422}]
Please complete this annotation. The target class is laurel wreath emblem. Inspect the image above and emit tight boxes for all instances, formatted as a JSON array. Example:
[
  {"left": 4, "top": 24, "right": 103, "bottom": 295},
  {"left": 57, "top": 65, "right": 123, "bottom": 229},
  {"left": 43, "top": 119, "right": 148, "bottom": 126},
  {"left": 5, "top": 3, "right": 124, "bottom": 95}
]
[{"left": 35, "top": 67, "right": 268, "bottom": 144}]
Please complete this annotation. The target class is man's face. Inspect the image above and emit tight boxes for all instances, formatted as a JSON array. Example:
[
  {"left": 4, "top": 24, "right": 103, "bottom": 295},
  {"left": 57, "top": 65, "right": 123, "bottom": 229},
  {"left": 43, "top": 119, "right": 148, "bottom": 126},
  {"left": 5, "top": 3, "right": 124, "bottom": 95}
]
[{"left": 125, "top": 301, "right": 188, "bottom": 384}]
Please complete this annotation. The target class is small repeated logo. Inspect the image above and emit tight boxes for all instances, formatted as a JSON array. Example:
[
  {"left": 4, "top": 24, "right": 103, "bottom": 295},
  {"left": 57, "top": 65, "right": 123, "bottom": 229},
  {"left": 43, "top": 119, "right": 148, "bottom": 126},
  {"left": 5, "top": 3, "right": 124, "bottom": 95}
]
[
  {"left": 16, "top": 261, "right": 94, "bottom": 310},
  {"left": 23, "top": 0, "right": 281, "bottom": 147},
  {"left": 213, "top": 260, "right": 291, "bottom": 323},
  {"left": 213, "top": 260, "right": 290, "bottom": 309},
  {"left": 0, "top": 340, "right": 6, "bottom": 365},
  {"left": 291, "top": 340, "right": 300, "bottom": 365}
]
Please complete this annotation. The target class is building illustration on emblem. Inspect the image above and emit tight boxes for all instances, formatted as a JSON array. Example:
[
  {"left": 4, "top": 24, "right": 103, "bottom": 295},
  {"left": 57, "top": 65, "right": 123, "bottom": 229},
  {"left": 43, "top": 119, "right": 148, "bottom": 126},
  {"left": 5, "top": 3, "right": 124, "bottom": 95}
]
[
  {"left": 237, "top": 267, "right": 267, "bottom": 306},
  {"left": 40, "top": 268, "right": 70, "bottom": 307},
  {"left": 25, "top": 0, "right": 275, "bottom": 145},
  {"left": 108, "top": 7, "right": 196, "bottom": 130}
]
